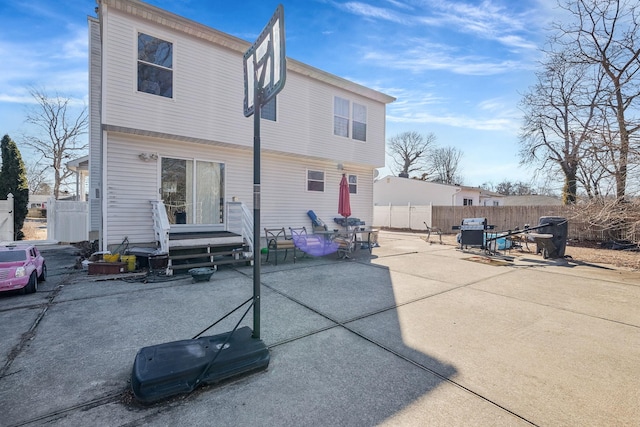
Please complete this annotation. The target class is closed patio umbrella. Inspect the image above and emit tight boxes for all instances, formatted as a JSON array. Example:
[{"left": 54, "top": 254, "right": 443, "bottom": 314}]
[{"left": 338, "top": 173, "right": 351, "bottom": 230}]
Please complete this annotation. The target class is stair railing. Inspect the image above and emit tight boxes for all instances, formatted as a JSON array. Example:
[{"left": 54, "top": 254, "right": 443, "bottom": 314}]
[
  {"left": 226, "top": 201, "right": 253, "bottom": 258},
  {"left": 150, "top": 200, "right": 170, "bottom": 253}
]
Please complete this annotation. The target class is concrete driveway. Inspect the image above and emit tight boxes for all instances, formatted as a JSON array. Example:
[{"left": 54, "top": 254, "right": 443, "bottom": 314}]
[{"left": 1, "top": 231, "right": 638, "bottom": 426}]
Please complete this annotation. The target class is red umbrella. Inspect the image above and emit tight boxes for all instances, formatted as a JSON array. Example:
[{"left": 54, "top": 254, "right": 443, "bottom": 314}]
[{"left": 338, "top": 173, "right": 351, "bottom": 225}]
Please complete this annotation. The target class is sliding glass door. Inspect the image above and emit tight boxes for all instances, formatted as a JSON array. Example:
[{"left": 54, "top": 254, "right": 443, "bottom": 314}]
[{"left": 161, "top": 157, "right": 225, "bottom": 227}]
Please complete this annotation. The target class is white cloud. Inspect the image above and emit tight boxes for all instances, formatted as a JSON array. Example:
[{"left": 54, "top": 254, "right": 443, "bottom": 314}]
[
  {"left": 0, "top": 93, "right": 35, "bottom": 104},
  {"left": 340, "top": 1, "right": 409, "bottom": 24},
  {"left": 57, "top": 27, "right": 88, "bottom": 60},
  {"left": 364, "top": 44, "right": 527, "bottom": 76},
  {"left": 387, "top": 110, "right": 514, "bottom": 131}
]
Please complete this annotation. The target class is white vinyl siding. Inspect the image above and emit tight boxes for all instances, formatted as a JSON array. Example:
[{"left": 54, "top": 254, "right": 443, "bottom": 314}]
[
  {"left": 101, "top": 8, "right": 387, "bottom": 167},
  {"left": 89, "top": 18, "right": 102, "bottom": 234},
  {"left": 259, "top": 154, "right": 375, "bottom": 230},
  {"left": 103, "top": 134, "right": 252, "bottom": 246},
  {"left": 95, "top": 1, "right": 392, "bottom": 247}
]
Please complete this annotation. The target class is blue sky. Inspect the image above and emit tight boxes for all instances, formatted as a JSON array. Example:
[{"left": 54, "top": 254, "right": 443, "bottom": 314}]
[{"left": 0, "top": 0, "right": 565, "bottom": 188}]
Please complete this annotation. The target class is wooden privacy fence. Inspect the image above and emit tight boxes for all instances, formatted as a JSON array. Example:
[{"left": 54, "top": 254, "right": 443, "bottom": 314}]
[{"left": 372, "top": 204, "right": 639, "bottom": 242}]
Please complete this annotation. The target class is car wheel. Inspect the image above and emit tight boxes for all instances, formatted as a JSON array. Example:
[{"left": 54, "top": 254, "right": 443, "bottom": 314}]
[
  {"left": 25, "top": 272, "right": 38, "bottom": 294},
  {"left": 38, "top": 263, "right": 47, "bottom": 281}
]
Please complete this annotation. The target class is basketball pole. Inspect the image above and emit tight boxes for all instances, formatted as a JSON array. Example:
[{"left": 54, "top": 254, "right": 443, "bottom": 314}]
[
  {"left": 245, "top": 4, "right": 284, "bottom": 341},
  {"left": 252, "top": 51, "right": 269, "bottom": 340},
  {"left": 252, "top": 83, "right": 262, "bottom": 339}
]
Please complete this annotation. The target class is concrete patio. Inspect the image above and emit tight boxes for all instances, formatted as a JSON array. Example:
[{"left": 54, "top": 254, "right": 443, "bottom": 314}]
[{"left": 1, "top": 230, "right": 638, "bottom": 426}]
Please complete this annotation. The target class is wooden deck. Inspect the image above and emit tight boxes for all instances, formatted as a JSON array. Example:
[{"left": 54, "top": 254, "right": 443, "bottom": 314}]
[{"left": 167, "top": 231, "right": 251, "bottom": 273}]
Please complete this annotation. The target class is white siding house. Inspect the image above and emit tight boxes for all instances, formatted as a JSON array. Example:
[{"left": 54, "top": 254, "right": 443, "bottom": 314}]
[
  {"left": 90, "top": 0, "right": 394, "bottom": 249},
  {"left": 373, "top": 176, "right": 503, "bottom": 207}
]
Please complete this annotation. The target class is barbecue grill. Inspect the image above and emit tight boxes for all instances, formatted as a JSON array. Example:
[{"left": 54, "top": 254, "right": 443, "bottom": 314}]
[{"left": 455, "top": 217, "right": 494, "bottom": 249}]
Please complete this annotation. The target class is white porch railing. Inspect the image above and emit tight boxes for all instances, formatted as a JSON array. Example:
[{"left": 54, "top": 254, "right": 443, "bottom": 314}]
[
  {"left": 151, "top": 200, "right": 253, "bottom": 258},
  {"left": 151, "top": 200, "right": 170, "bottom": 253},
  {"left": 0, "top": 193, "right": 14, "bottom": 242},
  {"left": 226, "top": 201, "right": 253, "bottom": 257}
]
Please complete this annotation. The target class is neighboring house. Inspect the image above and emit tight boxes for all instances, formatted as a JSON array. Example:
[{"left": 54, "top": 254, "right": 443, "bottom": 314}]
[
  {"left": 66, "top": 155, "right": 89, "bottom": 202},
  {"left": 89, "top": 0, "right": 395, "bottom": 252},
  {"left": 501, "top": 195, "right": 562, "bottom": 206},
  {"left": 28, "top": 195, "right": 49, "bottom": 209},
  {"left": 373, "top": 176, "right": 504, "bottom": 207}
]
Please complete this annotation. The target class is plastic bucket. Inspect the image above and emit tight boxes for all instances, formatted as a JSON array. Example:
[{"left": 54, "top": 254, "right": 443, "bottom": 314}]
[
  {"left": 120, "top": 255, "right": 136, "bottom": 272},
  {"left": 103, "top": 253, "right": 120, "bottom": 263}
]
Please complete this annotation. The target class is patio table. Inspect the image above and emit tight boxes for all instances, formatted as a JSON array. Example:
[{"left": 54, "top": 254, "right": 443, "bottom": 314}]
[{"left": 355, "top": 228, "right": 379, "bottom": 254}]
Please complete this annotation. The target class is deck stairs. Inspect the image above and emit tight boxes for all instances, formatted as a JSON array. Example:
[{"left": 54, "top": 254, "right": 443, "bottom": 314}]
[{"left": 151, "top": 201, "right": 254, "bottom": 275}]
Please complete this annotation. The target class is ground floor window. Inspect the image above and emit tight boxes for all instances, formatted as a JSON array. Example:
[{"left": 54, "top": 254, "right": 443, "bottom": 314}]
[
  {"left": 307, "top": 170, "right": 325, "bottom": 192},
  {"left": 463, "top": 198, "right": 473, "bottom": 206},
  {"left": 348, "top": 174, "right": 357, "bottom": 194},
  {"left": 161, "top": 157, "right": 225, "bottom": 225}
]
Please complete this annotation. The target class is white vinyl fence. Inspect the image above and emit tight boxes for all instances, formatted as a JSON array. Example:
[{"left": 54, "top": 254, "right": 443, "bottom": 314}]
[
  {"left": 0, "top": 193, "right": 14, "bottom": 242},
  {"left": 373, "top": 203, "right": 433, "bottom": 230},
  {"left": 47, "top": 198, "right": 89, "bottom": 243}
]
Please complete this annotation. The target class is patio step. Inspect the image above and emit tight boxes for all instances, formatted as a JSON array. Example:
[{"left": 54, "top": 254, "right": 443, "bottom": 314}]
[{"left": 168, "top": 243, "right": 251, "bottom": 274}]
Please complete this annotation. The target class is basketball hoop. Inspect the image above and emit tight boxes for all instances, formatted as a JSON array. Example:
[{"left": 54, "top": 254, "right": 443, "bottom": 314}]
[{"left": 243, "top": 4, "right": 286, "bottom": 117}]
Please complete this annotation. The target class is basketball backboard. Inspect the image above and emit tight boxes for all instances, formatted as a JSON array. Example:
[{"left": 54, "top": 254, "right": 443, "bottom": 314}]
[{"left": 243, "top": 4, "right": 286, "bottom": 117}]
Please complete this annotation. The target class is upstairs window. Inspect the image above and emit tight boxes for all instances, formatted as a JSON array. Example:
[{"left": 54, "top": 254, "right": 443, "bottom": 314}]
[
  {"left": 261, "top": 97, "right": 276, "bottom": 121},
  {"left": 334, "top": 97, "right": 367, "bottom": 141},
  {"left": 138, "top": 33, "right": 173, "bottom": 98},
  {"left": 352, "top": 103, "right": 367, "bottom": 141},
  {"left": 334, "top": 97, "right": 350, "bottom": 137}
]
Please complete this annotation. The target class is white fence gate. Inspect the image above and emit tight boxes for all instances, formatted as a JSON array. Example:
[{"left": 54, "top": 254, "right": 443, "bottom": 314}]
[
  {"left": 0, "top": 193, "right": 14, "bottom": 242},
  {"left": 373, "top": 203, "right": 434, "bottom": 230},
  {"left": 47, "top": 198, "right": 89, "bottom": 243}
]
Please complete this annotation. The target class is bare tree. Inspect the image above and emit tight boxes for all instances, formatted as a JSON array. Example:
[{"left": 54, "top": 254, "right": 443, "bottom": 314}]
[
  {"left": 24, "top": 159, "right": 52, "bottom": 195},
  {"left": 387, "top": 131, "right": 436, "bottom": 178},
  {"left": 519, "top": 49, "right": 602, "bottom": 204},
  {"left": 484, "top": 180, "right": 537, "bottom": 196},
  {"left": 430, "top": 146, "right": 463, "bottom": 184},
  {"left": 21, "top": 87, "right": 88, "bottom": 199},
  {"left": 552, "top": 0, "right": 640, "bottom": 201}
]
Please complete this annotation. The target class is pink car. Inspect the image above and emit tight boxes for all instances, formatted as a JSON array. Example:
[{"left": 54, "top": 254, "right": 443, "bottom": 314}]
[{"left": 0, "top": 244, "right": 47, "bottom": 294}]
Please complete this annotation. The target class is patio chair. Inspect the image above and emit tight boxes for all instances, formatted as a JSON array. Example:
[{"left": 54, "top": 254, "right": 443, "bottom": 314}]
[
  {"left": 334, "top": 228, "right": 358, "bottom": 259},
  {"left": 264, "top": 227, "right": 296, "bottom": 265},
  {"left": 307, "top": 210, "right": 328, "bottom": 233},
  {"left": 290, "top": 226, "right": 337, "bottom": 258},
  {"left": 423, "top": 221, "right": 442, "bottom": 244}
]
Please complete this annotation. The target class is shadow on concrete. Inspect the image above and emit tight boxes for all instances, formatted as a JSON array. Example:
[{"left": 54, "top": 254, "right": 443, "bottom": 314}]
[{"left": 0, "top": 244, "right": 460, "bottom": 426}]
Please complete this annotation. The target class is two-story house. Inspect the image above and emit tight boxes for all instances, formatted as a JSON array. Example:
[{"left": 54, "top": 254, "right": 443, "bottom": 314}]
[{"left": 89, "top": 0, "right": 395, "bottom": 261}]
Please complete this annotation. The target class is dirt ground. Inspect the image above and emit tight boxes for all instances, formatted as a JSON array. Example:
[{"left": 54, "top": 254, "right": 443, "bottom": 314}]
[
  {"left": 427, "top": 232, "right": 640, "bottom": 271},
  {"left": 22, "top": 218, "right": 48, "bottom": 240}
]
